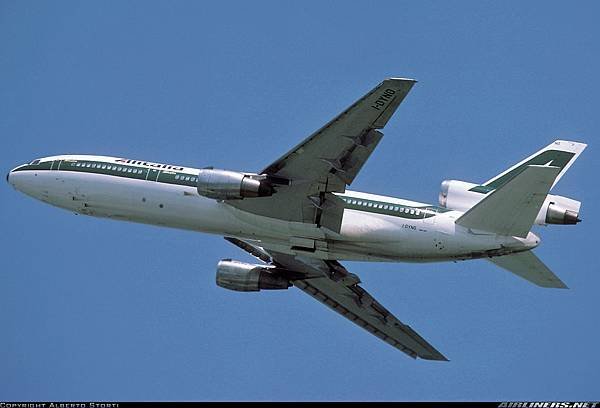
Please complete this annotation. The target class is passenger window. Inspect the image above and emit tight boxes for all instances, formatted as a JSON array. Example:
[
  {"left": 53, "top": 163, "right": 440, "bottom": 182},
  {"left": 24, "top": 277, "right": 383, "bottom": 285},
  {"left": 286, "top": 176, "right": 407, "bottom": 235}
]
[
  {"left": 175, "top": 175, "right": 179, "bottom": 180},
  {"left": 410, "top": 209, "right": 415, "bottom": 215},
  {"left": 415, "top": 210, "right": 421, "bottom": 216},
  {"left": 394, "top": 206, "right": 399, "bottom": 211},
  {"left": 185, "top": 176, "right": 190, "bottom": 181},
  {"left": 127, "top": 168, "right": 132, "bottom": 173}
]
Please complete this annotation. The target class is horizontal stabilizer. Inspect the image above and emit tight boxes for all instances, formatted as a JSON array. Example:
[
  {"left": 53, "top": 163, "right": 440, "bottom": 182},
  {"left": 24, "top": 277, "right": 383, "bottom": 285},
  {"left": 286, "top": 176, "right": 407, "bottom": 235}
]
[
  {"left": 456, "top": 164, "right": 560, "bottom": 237},
  {"left": 488, "top": 251, "right": 567, "bottom": 288}
]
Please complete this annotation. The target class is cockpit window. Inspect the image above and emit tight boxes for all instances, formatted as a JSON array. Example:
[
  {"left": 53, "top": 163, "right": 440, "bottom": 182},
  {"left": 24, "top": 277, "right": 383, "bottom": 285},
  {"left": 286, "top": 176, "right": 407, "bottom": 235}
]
[{"left": 30, "top": 159, "right": 41, "bottom": 165}]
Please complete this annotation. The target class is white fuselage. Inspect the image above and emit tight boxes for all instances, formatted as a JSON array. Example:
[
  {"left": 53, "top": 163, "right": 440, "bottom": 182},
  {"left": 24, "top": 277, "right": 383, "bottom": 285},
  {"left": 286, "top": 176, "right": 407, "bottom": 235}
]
[{"left": 7, "top": 154, "right": 538, "bottom": 262}]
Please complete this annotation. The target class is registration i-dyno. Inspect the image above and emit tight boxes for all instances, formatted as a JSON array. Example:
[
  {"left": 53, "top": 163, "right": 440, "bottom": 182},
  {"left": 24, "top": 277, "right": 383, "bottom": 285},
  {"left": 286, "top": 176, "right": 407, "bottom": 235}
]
[{"left": 8, "top": 78, "right": 586, "bottom": 361}]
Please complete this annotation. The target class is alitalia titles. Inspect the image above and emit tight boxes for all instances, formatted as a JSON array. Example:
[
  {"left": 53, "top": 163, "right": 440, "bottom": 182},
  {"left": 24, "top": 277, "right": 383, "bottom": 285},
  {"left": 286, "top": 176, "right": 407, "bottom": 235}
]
[{"left": 115, "top": 158, "right": 184, "bottom": 171}]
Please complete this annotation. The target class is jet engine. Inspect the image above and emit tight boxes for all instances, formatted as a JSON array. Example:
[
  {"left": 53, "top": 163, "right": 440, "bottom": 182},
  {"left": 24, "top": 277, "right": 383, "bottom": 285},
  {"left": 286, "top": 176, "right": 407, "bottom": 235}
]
[
  {"left": 216, "top": 259, "right": 291, "bottom": 292},
  {"left": 538, "top": 197, "right": 581, "bottom": 225},
  {"left": 438, "top": 179, "right": 581, "bottom": 226},
  {"left": 438, "top": 180, "right": 483, "bottom": 212},
  {"left": 197, "top": 169, "right": 274, "bottom": 200}
]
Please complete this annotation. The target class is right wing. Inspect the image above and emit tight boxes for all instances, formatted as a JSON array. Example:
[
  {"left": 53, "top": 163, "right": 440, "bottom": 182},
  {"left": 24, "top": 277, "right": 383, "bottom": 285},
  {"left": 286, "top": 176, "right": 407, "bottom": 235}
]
[
  {"left": 227, "top": 78, "right": 416, "bottom": 233},
  {"left": 225, "top": 237, "right": 448, "bottom": 361}
]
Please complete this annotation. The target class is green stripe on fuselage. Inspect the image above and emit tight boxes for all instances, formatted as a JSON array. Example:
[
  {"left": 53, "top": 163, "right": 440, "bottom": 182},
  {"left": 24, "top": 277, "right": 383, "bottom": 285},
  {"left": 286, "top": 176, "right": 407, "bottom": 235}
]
[
  {"left": 338, "top": 196, "right": 448, "bottom": 220},
  {"left": 16, "top": 159, "right": 447, "bottom": 220}
]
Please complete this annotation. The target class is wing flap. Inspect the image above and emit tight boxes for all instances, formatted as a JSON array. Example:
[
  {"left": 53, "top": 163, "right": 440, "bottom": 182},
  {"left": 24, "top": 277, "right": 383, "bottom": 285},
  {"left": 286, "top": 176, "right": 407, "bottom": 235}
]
[
  {"left": 456, "top": 165, "right": 560, "bottom": 237},
  {"left": 225, "top": 239, "right": 447, "bottom": 361},
  {"left": 293, "top": 277, "right": 448, "bottom": 360},
  {"left": 262, "top": 78, "right": 416, "bottom": 180},
  {"left": 488, "top": 251, "right": 567, "bottom": 288},
  {"left": 227, "top": 78, "right": 415, "bottom": 228}
]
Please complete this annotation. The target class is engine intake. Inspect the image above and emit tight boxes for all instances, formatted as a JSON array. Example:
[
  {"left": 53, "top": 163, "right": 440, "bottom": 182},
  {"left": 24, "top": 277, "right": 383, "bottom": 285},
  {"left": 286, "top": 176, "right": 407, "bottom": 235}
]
[
  {"left": 438, "top": 179, "right": 484, "bottom": 212},
  {"left": 197, "top": 169, "right": 274, "bottom": 200},
  {"left": 216, "top": 259, "right": 291, "bottom": 292}
]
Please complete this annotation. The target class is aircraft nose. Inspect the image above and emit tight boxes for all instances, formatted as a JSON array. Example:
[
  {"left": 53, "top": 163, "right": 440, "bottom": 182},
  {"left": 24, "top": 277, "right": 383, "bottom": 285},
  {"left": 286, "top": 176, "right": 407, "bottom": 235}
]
[{"left": 7, "top": 164, "right": 25, "bottom": 188}]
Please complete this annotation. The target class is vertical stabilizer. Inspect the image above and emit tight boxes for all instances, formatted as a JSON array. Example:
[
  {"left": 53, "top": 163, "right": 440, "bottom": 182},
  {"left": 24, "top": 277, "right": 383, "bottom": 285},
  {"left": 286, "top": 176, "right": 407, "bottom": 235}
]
[{"left": 482, "top": 140, "right": 587, "bottom": 191}]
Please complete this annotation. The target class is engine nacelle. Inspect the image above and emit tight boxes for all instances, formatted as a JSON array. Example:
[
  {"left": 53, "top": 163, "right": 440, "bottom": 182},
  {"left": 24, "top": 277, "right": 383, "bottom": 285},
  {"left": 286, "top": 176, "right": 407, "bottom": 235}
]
[
  {"left": 197, "top": 169, "right": 274, "bottom": 200},
  {"left": 536, "top": 195, "right": 581, "bottom": 225},
  {"left": 438, "top": 180, "right": 485, "bottom": 212},
  {"left": 216, "top": 259, "right": 291, "bottom": 292},
  {"left": 439, "top": 179, "right": 582, "bottom": 226}
]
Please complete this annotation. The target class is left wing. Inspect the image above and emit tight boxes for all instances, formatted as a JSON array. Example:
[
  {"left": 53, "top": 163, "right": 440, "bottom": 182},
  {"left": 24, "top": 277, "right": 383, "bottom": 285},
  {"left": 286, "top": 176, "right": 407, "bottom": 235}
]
[
  {"left": 227, "top": 78, "right": 416, "bottom": 233},
  {"left": 225, "top": 237, "right": 448, "bottom": 361}
]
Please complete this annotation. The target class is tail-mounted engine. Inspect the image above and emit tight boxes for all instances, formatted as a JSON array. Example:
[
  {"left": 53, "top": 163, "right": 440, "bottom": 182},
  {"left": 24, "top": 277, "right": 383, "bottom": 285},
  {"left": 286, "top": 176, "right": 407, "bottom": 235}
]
[
  {"left": 542, "top": 198, "right": 581, "bottom": 225},
  {"left": 438, "top": 180, "right": 483, "bottom": 212},
  {"left": 197, "top": 168, "right": 275, "bottom": 200},
  {"left": 216, "top": 259, "right": 291, "bottom": 292}
]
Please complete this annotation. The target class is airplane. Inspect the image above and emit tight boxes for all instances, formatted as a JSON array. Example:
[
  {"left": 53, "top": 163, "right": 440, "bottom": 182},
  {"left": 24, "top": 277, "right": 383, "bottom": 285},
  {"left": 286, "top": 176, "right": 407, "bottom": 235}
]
[{"left": 7, "top": 78, "right": 586, "bottom": 361}]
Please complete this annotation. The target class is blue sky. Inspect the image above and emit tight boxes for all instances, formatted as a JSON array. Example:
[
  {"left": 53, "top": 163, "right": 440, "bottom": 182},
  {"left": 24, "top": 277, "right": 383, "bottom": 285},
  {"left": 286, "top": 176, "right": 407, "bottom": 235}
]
[{"left": 1, "top": 0, "right": 598, "bottom": 401}]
